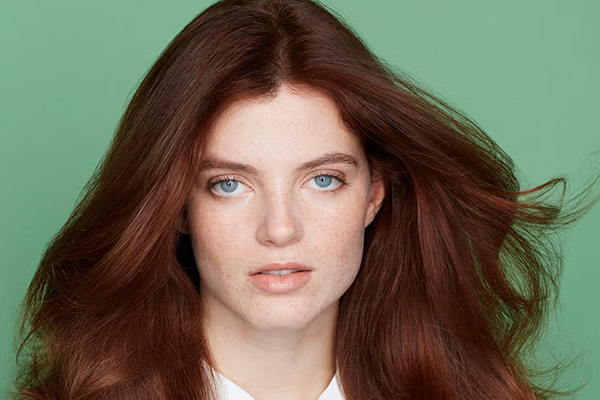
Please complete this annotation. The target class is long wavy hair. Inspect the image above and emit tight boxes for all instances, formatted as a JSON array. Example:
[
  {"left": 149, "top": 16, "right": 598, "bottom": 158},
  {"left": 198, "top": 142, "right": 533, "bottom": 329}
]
[{"left": 10, "top": 0, "right": 600, "bottom": 399}]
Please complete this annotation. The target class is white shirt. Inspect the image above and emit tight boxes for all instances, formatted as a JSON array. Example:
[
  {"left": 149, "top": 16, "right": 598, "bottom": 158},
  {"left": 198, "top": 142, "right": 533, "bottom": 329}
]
[{"left": 215, "top": 369, "right": 345, "bottom": 400}]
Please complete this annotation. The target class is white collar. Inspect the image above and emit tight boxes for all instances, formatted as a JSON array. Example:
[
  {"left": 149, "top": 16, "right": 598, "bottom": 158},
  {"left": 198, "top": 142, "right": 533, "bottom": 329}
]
[{"left": 215, "top": 369, "right": 345, "bottom": 400}]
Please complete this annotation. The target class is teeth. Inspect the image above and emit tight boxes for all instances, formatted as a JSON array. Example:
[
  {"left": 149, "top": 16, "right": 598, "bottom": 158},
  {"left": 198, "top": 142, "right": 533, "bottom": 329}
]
[{"left": 260, "top": 269, "right": 299, "bottom": 276}]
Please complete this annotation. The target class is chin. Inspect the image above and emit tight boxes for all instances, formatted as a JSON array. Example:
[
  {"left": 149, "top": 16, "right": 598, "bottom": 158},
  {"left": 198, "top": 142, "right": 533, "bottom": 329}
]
[{"left": 246, "top": 298, "right": 338, "bottom": 330}]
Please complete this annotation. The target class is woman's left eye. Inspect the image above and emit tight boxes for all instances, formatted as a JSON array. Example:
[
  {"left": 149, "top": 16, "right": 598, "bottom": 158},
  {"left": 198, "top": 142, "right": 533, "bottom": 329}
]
[{"left": 307, "top": 174, "right": 345, "bottom": 191}]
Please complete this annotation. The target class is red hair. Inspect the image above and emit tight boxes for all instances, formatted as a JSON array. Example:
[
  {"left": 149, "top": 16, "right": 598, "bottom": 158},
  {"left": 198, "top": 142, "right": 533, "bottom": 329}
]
[{"left": 10, "top": 0, "right": 600, "bottom": 399}]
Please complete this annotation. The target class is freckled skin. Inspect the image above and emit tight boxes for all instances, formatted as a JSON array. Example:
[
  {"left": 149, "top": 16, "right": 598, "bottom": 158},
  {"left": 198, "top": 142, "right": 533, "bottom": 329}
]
[{"left": 182, "top": 84, "right": 385, "bottom": 397}]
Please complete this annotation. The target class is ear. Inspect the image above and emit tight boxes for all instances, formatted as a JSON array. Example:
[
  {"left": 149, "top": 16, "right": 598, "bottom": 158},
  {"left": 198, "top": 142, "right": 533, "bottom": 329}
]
[
  {"left": 176, "top": 206, "right": 190, "bottom": 235},
  {"left": 364, "top": 173, "right": 385, "bottom": 228}
]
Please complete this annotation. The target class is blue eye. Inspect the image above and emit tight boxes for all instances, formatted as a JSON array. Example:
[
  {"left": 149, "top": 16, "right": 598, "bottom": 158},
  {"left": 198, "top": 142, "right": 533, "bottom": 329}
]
[
  {"left": 309, "top": 174, "right": 345, "bottom": 191},
  {"left": 219, "top": 180, "right": 238, "bottom": 193},
  {"left": 314, "top": 175, "right": 333, "bottom": 188},
  {"left": 210, "top": 178, "right": 248, "bottom": 196}
]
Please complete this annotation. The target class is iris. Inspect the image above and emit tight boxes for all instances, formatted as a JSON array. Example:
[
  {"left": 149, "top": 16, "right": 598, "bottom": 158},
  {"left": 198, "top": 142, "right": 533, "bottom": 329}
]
[
  {"left": 219, "top": 180, "right": 238, "bottom": 193},
  {"left": 314, "top": 175, "right": 333, "bottom": 188}
]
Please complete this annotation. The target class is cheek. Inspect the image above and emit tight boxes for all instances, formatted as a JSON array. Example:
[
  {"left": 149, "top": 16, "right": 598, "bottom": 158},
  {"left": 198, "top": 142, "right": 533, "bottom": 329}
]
[
  {"left": 188, "top": 193, "right": 249, "bottom": 244},
  {"left": 186, "top": 200, "right": 245, "bottom": 280},
  {"left": 309, "top": 198, "right": 367, "bottom": 284}
]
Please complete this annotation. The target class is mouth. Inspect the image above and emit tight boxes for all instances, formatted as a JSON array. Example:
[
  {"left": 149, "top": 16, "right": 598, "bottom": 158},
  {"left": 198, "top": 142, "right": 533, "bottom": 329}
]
[
  {"left": 250, "top": 262, "right": 313, "bottom": 276},
  {"left": 249, "top": 266, "right": 313, "bottom": 293},
  {"left": 257, "top": 269, "right": 304, "bottom": 276}
]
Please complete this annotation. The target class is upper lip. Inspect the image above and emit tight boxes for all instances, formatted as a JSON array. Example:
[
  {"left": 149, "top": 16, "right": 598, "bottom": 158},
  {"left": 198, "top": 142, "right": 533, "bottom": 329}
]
[{"left": 250, "top": 262, "right": 313, "bottom": 276}]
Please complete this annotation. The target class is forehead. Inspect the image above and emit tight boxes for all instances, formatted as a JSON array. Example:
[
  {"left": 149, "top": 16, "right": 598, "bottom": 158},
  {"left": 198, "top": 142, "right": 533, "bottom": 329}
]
[{"left": 202, "top": 85, "right": 365, "bottom": 166}]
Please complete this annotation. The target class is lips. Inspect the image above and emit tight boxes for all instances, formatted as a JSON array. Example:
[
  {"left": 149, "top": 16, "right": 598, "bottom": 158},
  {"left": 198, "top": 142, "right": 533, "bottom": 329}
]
[{"left": 250, "top": 262, "right": 313, "bottom": 276}]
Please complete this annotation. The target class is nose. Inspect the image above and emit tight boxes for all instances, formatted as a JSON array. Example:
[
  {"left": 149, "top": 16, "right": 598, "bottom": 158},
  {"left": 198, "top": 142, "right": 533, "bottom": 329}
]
[{"left": 255, "top": 190, "right": 303, "bottom": 247}]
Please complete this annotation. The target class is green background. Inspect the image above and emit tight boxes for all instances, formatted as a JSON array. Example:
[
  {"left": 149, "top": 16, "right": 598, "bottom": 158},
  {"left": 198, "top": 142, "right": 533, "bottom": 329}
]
[{"left": 1, "top": 0, "right": 599, "bottom": 398}]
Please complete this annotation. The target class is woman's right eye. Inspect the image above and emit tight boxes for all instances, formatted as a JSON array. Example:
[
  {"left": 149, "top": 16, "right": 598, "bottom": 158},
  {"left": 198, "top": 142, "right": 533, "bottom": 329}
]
[{"left": 210, "top": 179, "right": 249, "bottom": 197}]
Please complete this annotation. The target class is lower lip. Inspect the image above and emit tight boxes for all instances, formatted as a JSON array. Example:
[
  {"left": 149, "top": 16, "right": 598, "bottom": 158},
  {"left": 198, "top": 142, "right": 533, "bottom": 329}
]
[{"left": 249, "top": 271, "right": 312, "bottom": 293}]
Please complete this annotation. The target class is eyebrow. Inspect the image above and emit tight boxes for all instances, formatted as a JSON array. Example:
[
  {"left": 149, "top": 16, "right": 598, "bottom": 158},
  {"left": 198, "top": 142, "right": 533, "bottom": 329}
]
[{"left": 198, "top": 152, "right": 359, "bottom": 176}]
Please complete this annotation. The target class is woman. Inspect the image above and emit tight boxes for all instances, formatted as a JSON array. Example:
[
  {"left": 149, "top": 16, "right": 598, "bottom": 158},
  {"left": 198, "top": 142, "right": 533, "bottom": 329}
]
[
  {"left": 186, "top": 83, "right": 378, "bottom": 400},
  {"left": 10, "top": 0, "right": 599, "bottom": 399}
]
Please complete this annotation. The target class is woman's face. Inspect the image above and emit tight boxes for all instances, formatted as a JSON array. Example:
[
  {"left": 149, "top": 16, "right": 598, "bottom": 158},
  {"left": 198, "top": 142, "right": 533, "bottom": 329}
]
[{"left": 184, "top": 84, "right": 385, "bottom": 332}]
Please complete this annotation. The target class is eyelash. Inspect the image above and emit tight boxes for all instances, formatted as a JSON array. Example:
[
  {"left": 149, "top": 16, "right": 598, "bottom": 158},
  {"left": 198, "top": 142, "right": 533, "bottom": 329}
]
[{"left": 206, "top": 172, "right": 348, "bottom": 195}]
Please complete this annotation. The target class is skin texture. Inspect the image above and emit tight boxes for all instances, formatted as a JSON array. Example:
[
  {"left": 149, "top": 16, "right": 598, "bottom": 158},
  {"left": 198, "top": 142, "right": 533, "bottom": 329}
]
[{"left": 182, "top": 84, "right": 385, "bottom": 400}]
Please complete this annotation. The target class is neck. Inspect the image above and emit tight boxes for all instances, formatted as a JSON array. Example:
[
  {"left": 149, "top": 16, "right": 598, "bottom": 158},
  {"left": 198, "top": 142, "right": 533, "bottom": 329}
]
[{"left": 202, "top": 293, "right": 338, "bottom": 400}]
